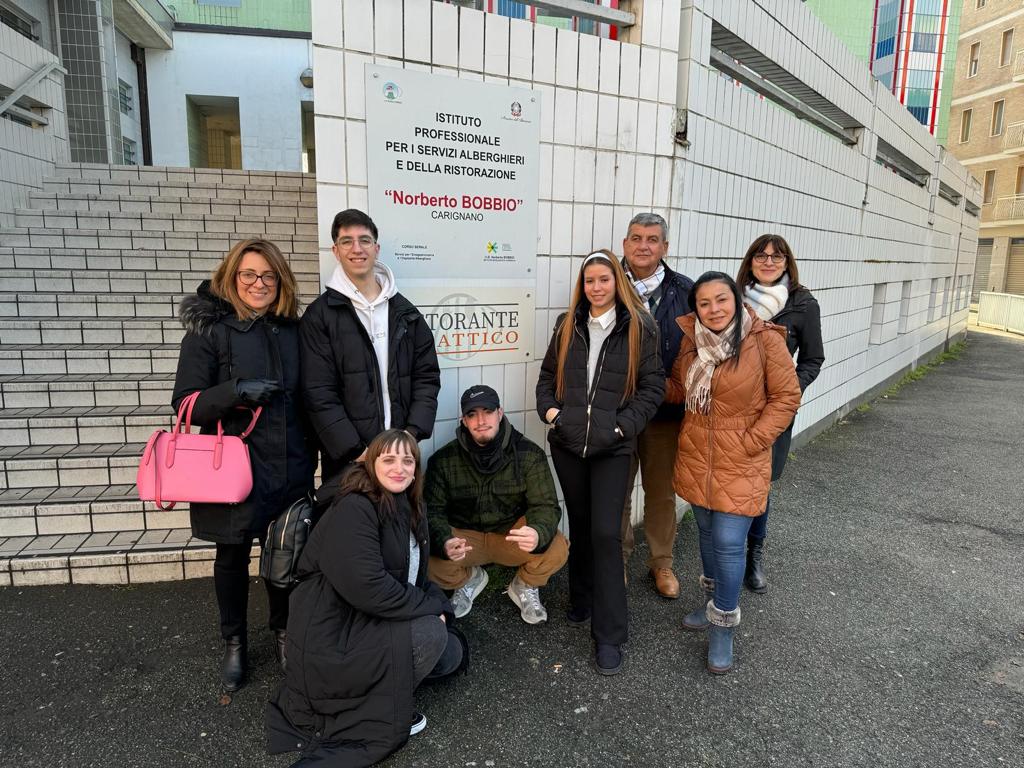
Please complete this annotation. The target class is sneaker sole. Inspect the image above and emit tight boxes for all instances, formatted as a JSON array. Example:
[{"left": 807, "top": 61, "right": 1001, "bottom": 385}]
[
  {"left": 453, "top": 569, "right": 490, "bottom": 619},
  {"left": 410, "top": 716, "right": 427, "bottom": 736},
  {"left": 507, "top": 584, "right": 547, "bottom": 625}
]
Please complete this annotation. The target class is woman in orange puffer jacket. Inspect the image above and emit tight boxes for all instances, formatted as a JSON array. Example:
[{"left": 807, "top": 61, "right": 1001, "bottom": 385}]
[{"left": 665, "top": 272, "right": 800, "bottom": 674}]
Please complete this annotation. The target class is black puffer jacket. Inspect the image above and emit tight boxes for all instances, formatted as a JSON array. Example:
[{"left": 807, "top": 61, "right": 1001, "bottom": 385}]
[
  {"left": 300, "top": 288, "right": 441, "bottom": 481},
  {"left": 266, "top": 490, "right": 451, "bottom": 768},
  {"left": 760, "top": 286, "right": 825, "bottom": 479},
  {"left": 171, "top": 282, "right": 315, "bottom": 544},
  {"left": 536, "top": 304, "right": 665, "bottom": 458}
]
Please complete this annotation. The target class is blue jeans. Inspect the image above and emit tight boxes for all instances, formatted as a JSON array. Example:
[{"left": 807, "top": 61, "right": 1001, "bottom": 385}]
[
  {"left": 692, "top": 505, "right": 753, "bottom": 612},
  {"left": 748, "top": 494, "right": 770, "bottom": 541}
]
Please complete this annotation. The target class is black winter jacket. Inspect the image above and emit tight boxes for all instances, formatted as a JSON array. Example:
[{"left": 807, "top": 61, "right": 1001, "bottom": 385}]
[
  {"left": 536, "top": 304, "right": 665, "bottom": 459},
  {"left": 266, "top": 490, "right": 451, "bottom": 768},
  {"left": 171, "top": 283, "right": 315, "bottom": 544},
  {"left": 629, "top": 259, "right": 694, "bottom": 422},
  {"left": 759, "top": 286, "right": 825, "bottom": 479},
  {"left": 300, "top": 288, "right": 441, "bottom": 481}
]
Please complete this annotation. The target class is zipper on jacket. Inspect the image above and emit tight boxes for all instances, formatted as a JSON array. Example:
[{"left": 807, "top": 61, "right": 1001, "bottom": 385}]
[
  {"left": 576, "top": 320, "right": 613, "bottom": 459},
  {"left": 279, "top": 503, "right": 293, "bottom": 548}
]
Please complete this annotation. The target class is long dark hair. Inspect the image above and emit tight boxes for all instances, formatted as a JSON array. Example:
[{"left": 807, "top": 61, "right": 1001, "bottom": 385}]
[
  {"left": 338, "top": 429, "right": 424, "bottom": 528},
  {"left": 688, "top": 271, "right": 745, "bottom": 365},
  {"left": 736, "top": 233, "right": 802, "bottom": 291}
]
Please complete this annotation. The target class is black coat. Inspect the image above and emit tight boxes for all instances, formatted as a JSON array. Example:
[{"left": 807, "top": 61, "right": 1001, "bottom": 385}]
[
  {"left": 536, "top": 304, "right": 665, "bottom": 459},
  {"left": 764, "top": 286, "right": 825, "bottom": 479},
  {"left": 171, "top": 283, "right": 315, "bottom": 544},
  {"left": 300, "top": 288, "right": 441, "bottom": 481},
  {"left": 266, "top": 490, "right": 451, "bottom": 768},
  {"left": 641, "top": 260, "right": 694, "bottom": 422}
]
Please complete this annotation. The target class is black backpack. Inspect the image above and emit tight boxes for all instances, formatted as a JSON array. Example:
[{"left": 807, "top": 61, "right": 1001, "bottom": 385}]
[{"left": 260, "top": 495, "right": 317, "bottom": 589}]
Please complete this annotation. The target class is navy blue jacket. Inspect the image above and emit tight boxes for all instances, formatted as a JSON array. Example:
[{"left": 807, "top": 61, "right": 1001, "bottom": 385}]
[{"left": 629, "top": 260, "right": 694, "bottom": 422}]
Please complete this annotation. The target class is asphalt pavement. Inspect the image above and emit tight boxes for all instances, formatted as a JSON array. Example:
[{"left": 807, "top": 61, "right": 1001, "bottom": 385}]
[{"left": 1, "top": 329, "right": 1022, "bottom": 768}]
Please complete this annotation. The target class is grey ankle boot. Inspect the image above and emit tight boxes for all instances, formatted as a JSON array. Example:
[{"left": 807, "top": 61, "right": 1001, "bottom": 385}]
[
  {"left": 682, "top": 575, "right": 714, "bottom": 631},
  {"left": 706, "top": 602, "right": 740, "bottom": 674}
]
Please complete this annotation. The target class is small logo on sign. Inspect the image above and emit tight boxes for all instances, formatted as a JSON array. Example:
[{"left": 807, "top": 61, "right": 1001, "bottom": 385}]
[
  {"left": 510, "top": 101, "right": 522, "bottom": 118},
  {"left": 383, "top": 81, "right": 402, "bottom": 101},
  {"left": 486, "top": 242, "right": 498, "bottom": 254}
]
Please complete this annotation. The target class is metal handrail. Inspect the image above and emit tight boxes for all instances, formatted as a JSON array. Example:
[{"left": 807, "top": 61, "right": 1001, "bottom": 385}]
[
  {"left": 1014, "top": 49, "right": 1024, "bottom": 78},
  {"left": 1003, "top": 120, "right": 1024, "bottom": 151},
  {"left": 992, "top": 194, "right": 1024, "bottom": 219},
  {"left": 0, "top": 60, "right": 66, "bottom": 119}
]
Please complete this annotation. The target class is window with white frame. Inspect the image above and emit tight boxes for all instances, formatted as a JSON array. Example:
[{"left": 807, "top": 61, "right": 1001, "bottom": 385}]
[
  {"left": 992, "top": 100, "right": 1006, "bottom": 136},
  {"left": 983, "top": 169, "right": 996, "bottom": 204},
  {"left": 969, "top": 42, "right": 980, "bottom": 77},
  {"left": 1000, "top": 29, "right": 1014, "bottom": 67},
  {"left": 960, "top": 109, "right": 973, "bottom": 142}
]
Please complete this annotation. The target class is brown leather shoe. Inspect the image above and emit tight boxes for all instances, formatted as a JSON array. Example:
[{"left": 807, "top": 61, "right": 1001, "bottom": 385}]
[{"left": 651, "top": 568, "right": 680, "bottom": 599}]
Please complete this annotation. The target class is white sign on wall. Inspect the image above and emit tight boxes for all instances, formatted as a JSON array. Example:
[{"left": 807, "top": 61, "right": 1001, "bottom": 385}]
[{"left": 365, "top": 64, "right": 540, "bottom": 368}]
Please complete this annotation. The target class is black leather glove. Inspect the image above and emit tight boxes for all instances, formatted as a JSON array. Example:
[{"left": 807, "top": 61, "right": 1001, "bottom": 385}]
[{"left": 235, "top": 378, "right": 281, "bottom": 406}]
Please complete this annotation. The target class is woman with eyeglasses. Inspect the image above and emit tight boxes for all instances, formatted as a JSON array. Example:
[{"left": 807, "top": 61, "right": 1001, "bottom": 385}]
[
  {"left": 735, "top": 235, "right": 825, "bottom": 592},
  {"left": 666, "top": 272, "right": 800, "bottom": 673},
  {"left": 172, "top": 238, "right": 315, "bottom": 693}
]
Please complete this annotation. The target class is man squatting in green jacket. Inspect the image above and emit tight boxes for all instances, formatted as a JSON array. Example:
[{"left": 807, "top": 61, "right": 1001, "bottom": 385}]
[{"left": 426, "top": 385, "right": 569, "bottom": 624}]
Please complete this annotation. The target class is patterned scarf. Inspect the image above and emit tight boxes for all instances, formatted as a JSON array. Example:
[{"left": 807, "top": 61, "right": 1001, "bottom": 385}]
[
  {"left": 626, "top": 263, "right": 666, "bottom": 311},
  {"left": 745, "top": 275, "right": 790, "bottom": 321},
  {"left": 685, "top": 310, "right": 754, "bottom": 415}
]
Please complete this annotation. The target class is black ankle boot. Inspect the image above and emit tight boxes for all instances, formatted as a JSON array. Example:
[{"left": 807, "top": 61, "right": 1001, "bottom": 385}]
[
  {"left": 744, "top": 539, "right": 767, "bottom": 593},
  {"left": 221, "top": 635, "right": 247, "bottom": 692},
  {"left": 274, "top": 629, "right": 287, "bottom": 673}
]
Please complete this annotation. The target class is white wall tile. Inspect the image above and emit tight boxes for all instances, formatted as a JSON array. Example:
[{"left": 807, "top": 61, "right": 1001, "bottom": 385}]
[
  {"left": 374, "top": 0, "right": 404, "bottom": 58},
  {"left": 577, "top": 34, "right": 600, "bottom": 92},
  {"left": 553, "top": 88, "right": 577, "bottom": 145},
  {"left": 313, "top": 46, "right": 345, "bottom": 118},
  {"left": 458, "top": 8, "right": 484, "bottom": 72},
  {"left": 575, "top": 91, "right": 598, "bottom": 147},
  {"left": 431, "top": 1, "right": 458, "bottom": 68},
  {"left": 343, "top": 52, "right": 371, "bottom": 119},
  {"left": 555, "top": 29, "right": 578, "bottom": 88},
  {"left": 404, "top": 0, "right": 432, "bottom": 63},
  {"left": 509, "top": 18, "right": 533, "bottom": 80},
  {"left": 533, "top": 24, "right": 556, "bottom": 84},
  {"left": 619, "top": 43, "right": 640, "bottom": 98},
  {"left": 639, "top": 47, "right": 660, "bottom": 102},
  {"left": 484, "top": 13, "right": 510, "bottom": 76},
  {"left": 342, "top": 1, "right": 374, "bottom": 54},
  {"left": 598, "top": 39, "right": 620, "bottom": 95},
  {"left": 312, "top": 0, "right": 343, "bottom": 48},
  {"left": 551, "top": 145, "right": 575, "bottom": 201}
]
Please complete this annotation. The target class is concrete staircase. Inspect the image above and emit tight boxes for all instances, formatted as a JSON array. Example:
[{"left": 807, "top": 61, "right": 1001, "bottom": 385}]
[{"left": 0, "top": 163, "right": 319, "bottom": 586}]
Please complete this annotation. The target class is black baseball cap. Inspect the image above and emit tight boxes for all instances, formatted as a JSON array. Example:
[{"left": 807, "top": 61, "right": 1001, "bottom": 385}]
[{"left": 460, "top": 385, "right": 501, "bottom": 415}]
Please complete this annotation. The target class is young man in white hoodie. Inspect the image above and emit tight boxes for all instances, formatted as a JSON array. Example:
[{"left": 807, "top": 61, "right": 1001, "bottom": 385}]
[{"left": 300, "top": 209, "right": 441, "bottom": 483}]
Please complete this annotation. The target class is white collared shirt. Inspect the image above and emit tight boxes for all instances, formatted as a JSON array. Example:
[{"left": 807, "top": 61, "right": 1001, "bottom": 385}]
[{"left": 587, "top": 306, "right": 616, "bottom": 389}]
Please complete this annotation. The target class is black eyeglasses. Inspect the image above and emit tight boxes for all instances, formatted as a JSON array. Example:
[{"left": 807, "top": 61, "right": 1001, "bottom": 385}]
[
  {"left": 753, "top": 252, "right": 787, "bottom": 264},
  {"left": 237, "top": 270, "right": 279, "bottom": 286}
]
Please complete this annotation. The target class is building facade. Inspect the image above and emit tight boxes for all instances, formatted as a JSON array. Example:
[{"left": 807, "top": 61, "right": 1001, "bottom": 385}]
[
  {"left": 311, "top": 0, "right": 980, "bottom": 463},
  {"left": 806, "top": 0, "right": 961, "bottom": 146},
  {"left": 949, "top": 0, "right": 1024, "bottom": 297}
]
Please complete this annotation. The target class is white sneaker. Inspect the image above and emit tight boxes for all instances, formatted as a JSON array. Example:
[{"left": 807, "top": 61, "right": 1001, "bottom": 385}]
[
  {"left": 410, "top": 711, "right": 426, "bottom": 735},
  {"left": 507, "top": 574, "right": 548, "bottom": 625},
  {"left": 450, "top": 566, "right": 488, "bottom": 619}
]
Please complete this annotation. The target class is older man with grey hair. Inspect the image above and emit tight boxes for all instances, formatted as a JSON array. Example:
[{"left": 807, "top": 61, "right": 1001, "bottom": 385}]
[{"left": 620, "top": 212, "right": 694, "bottom": 598}]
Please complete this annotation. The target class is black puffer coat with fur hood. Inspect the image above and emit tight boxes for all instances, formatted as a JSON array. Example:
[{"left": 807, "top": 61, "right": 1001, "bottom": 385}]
[{"left": 171, "top": 281, "right": 315, "bottom": 544}]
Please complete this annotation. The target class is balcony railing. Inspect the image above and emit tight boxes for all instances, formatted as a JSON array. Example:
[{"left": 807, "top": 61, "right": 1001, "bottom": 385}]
[
  {"left": 1003, "top": 121, "right": 1024, "bottom": 153},
  {"left": 1014, "top": 49, "right": 1024, "bottom": 81},
  {"left": 991, "top": 194, "right": 1024, "bottom": 220}
]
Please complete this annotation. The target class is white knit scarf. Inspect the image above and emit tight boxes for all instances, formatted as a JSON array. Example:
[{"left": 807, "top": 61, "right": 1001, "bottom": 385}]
[
  {"left": 626, "top": 263, "right": 665, "bottom": 302},
  {"left": 744, "top": 274, "right": 790, "bottom": 321},
  {"left": 685, "top": 310, "right": 753, "bottom": 415}
]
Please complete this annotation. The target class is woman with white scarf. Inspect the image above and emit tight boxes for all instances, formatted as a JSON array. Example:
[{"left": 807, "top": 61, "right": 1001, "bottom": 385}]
[
  {"left": 665, "top": 272, "right": 800, "bottom": 673},
  {"left": 736, "top": 235, "right": 825, "bottom": 592}
]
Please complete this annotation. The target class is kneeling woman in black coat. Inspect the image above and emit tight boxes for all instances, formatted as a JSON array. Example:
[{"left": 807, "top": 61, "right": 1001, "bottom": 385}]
[{"left": 267, "top": 429, "right": 464, "bottom": 767}]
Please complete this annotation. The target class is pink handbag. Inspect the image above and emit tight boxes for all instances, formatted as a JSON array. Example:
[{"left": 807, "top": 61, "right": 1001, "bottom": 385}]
[{"left": 137, "top": 391, "right": 262, "bottom": 511}]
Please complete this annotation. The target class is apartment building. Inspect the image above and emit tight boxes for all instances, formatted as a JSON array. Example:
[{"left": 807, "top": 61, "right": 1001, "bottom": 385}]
[{"left": 949, "top": 0, "right": 1024, "bottom": 297}]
